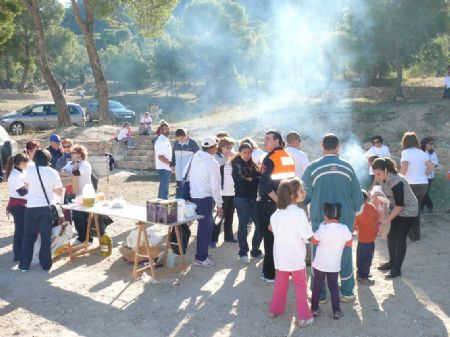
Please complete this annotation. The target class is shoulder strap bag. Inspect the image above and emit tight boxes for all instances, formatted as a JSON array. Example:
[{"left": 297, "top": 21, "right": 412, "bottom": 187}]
[{"left": 36, "top": 166, "right": 61, "bottom": 227}]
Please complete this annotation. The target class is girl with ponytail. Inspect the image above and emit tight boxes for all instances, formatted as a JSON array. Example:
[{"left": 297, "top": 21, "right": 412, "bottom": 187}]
[
  {"left": 310, "top": 202, "right": 353, "bottom": 320},
  {"left": 5, "top": 153, "right": 29, "bottom": 262}
]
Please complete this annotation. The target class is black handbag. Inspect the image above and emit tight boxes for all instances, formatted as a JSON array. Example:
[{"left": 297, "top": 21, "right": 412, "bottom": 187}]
[{"left": 36, "top": 165, "right": 61, "bottom": 227}]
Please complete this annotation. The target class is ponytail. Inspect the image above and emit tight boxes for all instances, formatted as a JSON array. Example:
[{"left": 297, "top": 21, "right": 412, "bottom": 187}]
[
  {"left": 4, "top": 157, "right": 14, "bottom": 181},
  {"left": 323, "top": 202, "right": 342, "bottom": 220},
  {"left": 372, "top": 157, "right": 397, "bottom": 175},
  {"left": 4, "top": 153, "right": 29, "bottom": 181}
]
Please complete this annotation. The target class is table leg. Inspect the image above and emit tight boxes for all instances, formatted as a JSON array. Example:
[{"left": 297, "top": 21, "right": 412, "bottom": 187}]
[
  {"left": 132, "top": 222, "right": 143, "bottom": 279},
  {"left": 141, "top": 223, "right": 156, "bottom": 279},
  {"left": 174, "top": 225, "right": 186, "bottom": 268}
]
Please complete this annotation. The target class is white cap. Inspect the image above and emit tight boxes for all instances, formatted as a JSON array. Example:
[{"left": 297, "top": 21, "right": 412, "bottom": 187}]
[{"left": 201, "top": 137, "right": 217, "bottom": 148}]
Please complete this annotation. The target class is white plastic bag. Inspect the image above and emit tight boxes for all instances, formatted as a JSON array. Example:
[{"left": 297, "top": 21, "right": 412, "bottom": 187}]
[
  {"left": 32, "top": 223, "right": 74, "bottom": 265},
  {"left": 126, "top": 227, "right": 164, "bottom": 250}
]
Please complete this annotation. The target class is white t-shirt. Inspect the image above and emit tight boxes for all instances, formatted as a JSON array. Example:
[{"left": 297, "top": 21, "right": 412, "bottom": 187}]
[
  {"left": 117, "top": 128, "right": 130, "bottom": 141},
  {"left": 222, "top": 160, "right": 235, "bottom": 196},
  {"left": 62, "top": 160, "right": 92, "bottom": 195},
  {"left": 252, "top": 148, "right": 266, "bottom": 166},
  {"left": 25, "top": 166, "right": 62, "bottom": 207},
  {"left": 8, "top": 168, "right": 27, "bottom": 199},
  {"left": 271, "top": 205, "right": 314, "bottom": 271},
  {"left": 312, "top": 222, "right": 352, "bottom": 273},
  {"left": 140, "top": 116, "right": 152, "bottom": 125},
  {"left": 400, "top": 148, "right": 429, "bottom": 184},
  {"left": 365, "top": 145, "right": 391, "bottom": 175},
  {"left": 154, "top": 134, "right": 172, "bottom": 171},
  {"left": 285, "top": 147, "right": 310, "bottom": 179}
]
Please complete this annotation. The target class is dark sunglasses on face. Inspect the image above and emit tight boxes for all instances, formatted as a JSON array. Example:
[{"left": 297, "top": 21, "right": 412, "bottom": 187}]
[{"left": 63, "top": 145, "right": 71, "bottom": 148}]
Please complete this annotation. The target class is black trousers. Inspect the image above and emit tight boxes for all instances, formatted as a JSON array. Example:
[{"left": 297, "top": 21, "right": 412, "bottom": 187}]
[
  {"left": 73, "top": 210, "right": 91, "bottom": 242},
  {"left": 257, "top": 198, "right": 277, "bottom": 280},
  {"left": 387, "top": 216, "right": 414, "bottom": 272},
  {"left": 421, "top": 178, "right": 434, "bottom": 211},
  {"left": 212, "top": 195, "right": 235, "bottom": 242},
  {"left": 409, "top": 183, "right": 428, "bottom": 241},
  {"left": 10, "top": 206, "right": 26, "bottom": 261}
]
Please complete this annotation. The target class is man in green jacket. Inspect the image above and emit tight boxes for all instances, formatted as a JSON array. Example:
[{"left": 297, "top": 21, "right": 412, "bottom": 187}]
[{"left": 303, "top": 133, "right": 363, "bottom": 302}]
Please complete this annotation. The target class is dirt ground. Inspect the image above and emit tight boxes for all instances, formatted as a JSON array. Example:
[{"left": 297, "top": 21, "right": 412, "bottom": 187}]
[{"left": 0, "top": 170, "right": 449, "bottom": 337}]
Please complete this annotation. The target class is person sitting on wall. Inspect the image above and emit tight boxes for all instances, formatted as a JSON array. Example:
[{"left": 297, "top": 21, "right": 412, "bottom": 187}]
[{"left": 139, "top": 112, "right": 152, "bottom": 135}]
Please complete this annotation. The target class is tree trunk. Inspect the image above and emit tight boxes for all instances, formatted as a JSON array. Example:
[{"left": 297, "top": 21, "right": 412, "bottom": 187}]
[
  {"left": 71, "top": 0, "right": 111, "bottom": 124},
  {"left": 18, "top": 30, "right": 30, "bottom": 93},
  {"left": 22, "top": 0, "right": 71, "bottom": 128},
  {"left": 395, "top": 40, "right": 404, "bottom": 98}
]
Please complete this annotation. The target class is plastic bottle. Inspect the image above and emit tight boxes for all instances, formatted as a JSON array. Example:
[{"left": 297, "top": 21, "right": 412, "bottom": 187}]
[
  {"left": 100, "top": 234, "right": 112, "bottom": 257},
  {"left": 82, "top": 183, "right": 96, "bottom": 208}
]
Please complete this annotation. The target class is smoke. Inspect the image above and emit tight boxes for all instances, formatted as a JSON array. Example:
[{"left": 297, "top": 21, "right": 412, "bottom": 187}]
[{"left": 172, "top": 0, "right": 371, "bottom": 179}]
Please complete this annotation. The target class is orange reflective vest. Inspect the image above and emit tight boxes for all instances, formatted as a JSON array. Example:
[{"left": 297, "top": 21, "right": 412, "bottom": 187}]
[{"left": 268, "top": 148, "right": 296, "bottom": 180}]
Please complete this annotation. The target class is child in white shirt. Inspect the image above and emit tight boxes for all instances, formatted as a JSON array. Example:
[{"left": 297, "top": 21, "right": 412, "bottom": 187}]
[
  {"left": 268, "top": 177, "right": 314, "bottom": 328},
  {"left": 311, "top": 203, "right": 352, "bottom": 320}
]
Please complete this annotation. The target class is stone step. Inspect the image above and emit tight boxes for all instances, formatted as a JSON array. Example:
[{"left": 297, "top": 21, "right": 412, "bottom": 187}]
[
  {"left": 127, "top": 149, "right": 154, "bottom": 156},
  {"left": 133, "top": 143, "right": 155, "bottom": 150},
  {"left": 125, "top": 155, "right": 152, "bottom": 161},
  {"left": 115, "top": 160, "right": 154, "bottom": 170}
]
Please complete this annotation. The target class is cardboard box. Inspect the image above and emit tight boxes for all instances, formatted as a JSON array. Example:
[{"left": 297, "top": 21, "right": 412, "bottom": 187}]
[
  {"left": 119, "top": 245, "right": 160, "bottom": 263},
  {"left": 156, "top": 200, "right": 177, "bottom": 224}
]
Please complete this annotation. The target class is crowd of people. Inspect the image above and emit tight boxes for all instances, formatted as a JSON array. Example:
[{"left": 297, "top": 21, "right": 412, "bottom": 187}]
[
  {"left": 4, "top": 123, "right": 442, "bottom": 327},
  {"left": 154, "top": 125, "right": 440, "bottom": 326},
  {"left": 6, "top": 134, "right": 94, "bottom": 272}
]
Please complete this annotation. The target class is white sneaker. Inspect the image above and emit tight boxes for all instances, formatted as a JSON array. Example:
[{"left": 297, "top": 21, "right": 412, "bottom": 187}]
[
  {"left": 340, "top": 294, "right": 356, "bottom": 303},
  {"left": 298, "top": 318, "right": 314, "bottom": 328},
  {"left": 238, "top": 255, "right": 250, "bottom": 264},
  {"left": 192, "top": 257, "right": 215, "bottom": 267}
]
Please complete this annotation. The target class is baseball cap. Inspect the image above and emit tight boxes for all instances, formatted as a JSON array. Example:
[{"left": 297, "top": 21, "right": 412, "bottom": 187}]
[
  {"left": 49, "top": 134, "right": 61, "bottom": 143},
  {"left": 201, "top": 137, "right": 217, "bottom": 148}
]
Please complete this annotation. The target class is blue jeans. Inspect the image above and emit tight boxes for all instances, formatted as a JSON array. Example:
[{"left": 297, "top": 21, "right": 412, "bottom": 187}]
[
  {"left": 356, "top": 241, "right": 375, "bottom": 278},
  {"left": 235, "top": 197, "right": 262, "bottom": 257},
  {"left": 19, "top": 206, "right": 53, "bottom": 271},
  {"left": 192, "top": 197, "right": 214, "bottom": 261},
  {"left": 157, "top": 169, "right": 170, "bottom": 200}
]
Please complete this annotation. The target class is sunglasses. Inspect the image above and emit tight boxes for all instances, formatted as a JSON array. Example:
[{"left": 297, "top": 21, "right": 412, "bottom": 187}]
[{"left": 63, "top": 145, "right": 72, "bottom": 148}]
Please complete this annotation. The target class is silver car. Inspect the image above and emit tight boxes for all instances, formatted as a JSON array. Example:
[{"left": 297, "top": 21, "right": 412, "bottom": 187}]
[{"left": 0, "top": 102, "right": 86, "bottom": 134}]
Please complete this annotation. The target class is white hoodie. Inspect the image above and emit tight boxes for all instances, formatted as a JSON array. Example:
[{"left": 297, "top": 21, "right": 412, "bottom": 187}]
[{"left": 185, "top": 150, "right": 223, "bottom": 207}]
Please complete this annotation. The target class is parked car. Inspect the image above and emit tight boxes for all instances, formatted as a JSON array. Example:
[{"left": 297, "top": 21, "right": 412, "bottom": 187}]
[
  {"left": 86, "top": 100, "right": 136, "bottom": 124},
  {"left": 0, "top": 125, "right": 18, "bottom": 167},
  {"left": 0, "top": 102, "right": 85, "bottom": 135}
]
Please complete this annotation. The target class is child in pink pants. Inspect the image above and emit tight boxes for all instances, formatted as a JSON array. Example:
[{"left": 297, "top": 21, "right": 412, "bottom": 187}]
[{"left": 268, "top": 178, "right": 314, "bottom": 328}]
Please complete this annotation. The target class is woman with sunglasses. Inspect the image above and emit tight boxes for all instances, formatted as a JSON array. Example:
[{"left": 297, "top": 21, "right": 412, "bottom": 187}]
[
  {"left": 365, "top": 135, "right": 391, "bottom": 184},
  {"left": 55, "top": 138, "right": 74, "bottom": 172},
  {"left": 62, "top": 145, "right": 92, "bottom": 245},
  {"left": 420, "top": 137, "right": 439, "bottom": 213}
]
